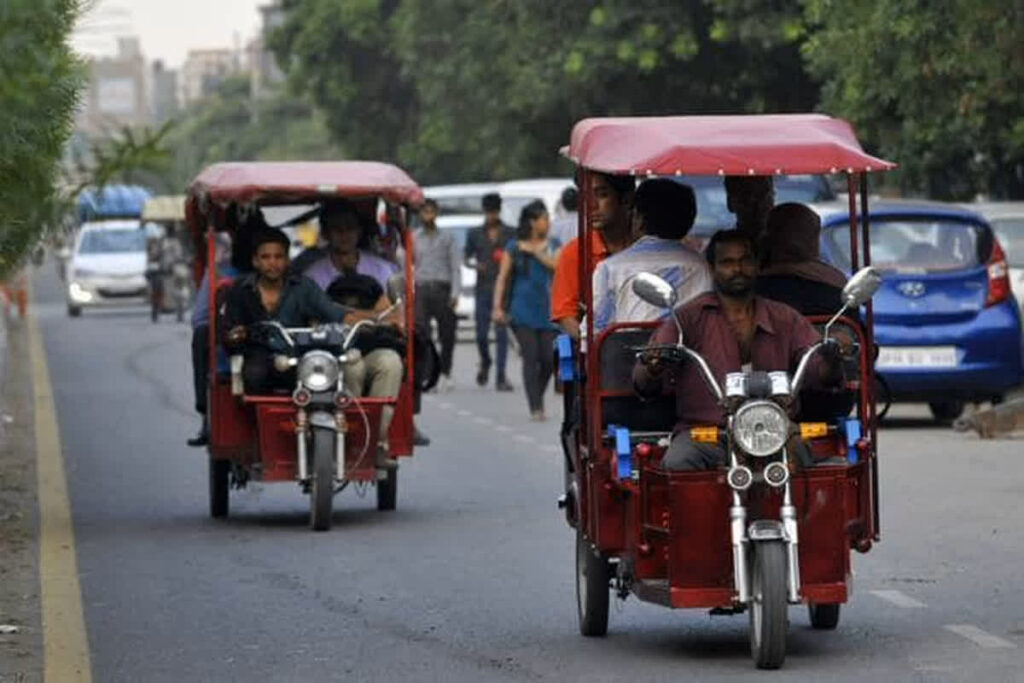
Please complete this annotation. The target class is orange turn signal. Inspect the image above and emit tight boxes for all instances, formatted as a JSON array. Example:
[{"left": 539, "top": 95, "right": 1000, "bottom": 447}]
[
  {"left": 689, "top": 426, "right": 720, "bottom": 443},
  {"left": 799, "top": 422, "right": 829, "bottom": 440}
]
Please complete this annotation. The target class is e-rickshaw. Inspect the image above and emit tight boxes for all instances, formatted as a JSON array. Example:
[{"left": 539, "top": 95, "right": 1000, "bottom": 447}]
[
  {"left": 559, "top": 115, "right": 896, "bottom": 668},
  {"left": 185, "top": 161, "right": 422, "bottom": 531}
]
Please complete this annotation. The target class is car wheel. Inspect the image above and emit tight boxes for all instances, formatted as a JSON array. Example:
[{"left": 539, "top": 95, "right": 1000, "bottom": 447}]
[
  {"left": 929, "top": 401, "right": 964, "bottom": 424},
  {"left": 67, "top": 305, "right": 81, "bottom": 318}
]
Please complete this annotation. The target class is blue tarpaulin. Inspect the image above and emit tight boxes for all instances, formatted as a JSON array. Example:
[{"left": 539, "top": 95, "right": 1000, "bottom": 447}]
[{"left": 77, "top": 185, "right": 152, "bottom": 222}]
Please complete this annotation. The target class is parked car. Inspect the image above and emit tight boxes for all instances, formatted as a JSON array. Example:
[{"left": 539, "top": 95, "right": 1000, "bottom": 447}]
[
  {"left": 66, "top": 220, "right": 150, "bottom": 317},
  {"left": 497, "top": 178, "right": 575, "bottom": 225},
  {"left": 971, "top": 202, "right": 1024, "bottom": 313},
  {"left": 816, "top": 200, "right": 1023, "bottom": 421}
]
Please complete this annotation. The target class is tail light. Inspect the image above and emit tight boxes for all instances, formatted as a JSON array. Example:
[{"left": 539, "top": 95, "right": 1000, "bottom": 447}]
[{"left": 985, "top": 238, "right": 1011, "bottom": 307}]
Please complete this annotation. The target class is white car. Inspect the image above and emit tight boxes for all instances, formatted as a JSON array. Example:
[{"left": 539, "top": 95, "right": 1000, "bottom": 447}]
[
  {"left": 66, "top": 220, "right": 150, "bottom": 316},
  {"left": 971, "top": 202, "right": 1024, "bottom": 313}
]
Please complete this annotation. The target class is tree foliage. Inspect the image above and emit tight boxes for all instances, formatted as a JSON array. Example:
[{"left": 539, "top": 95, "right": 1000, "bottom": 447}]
[
  {"left": 163, "top": 75, "right": 345, "bottom": 190},
  {"left": 271, "top": 0, "right": 818, "bottom": 183},
  {"left": 0, "top": 0, "right": 82, "bottom": 275},
  {"left": 804, "top": 0, "right": 1024, "bottom": 199}
]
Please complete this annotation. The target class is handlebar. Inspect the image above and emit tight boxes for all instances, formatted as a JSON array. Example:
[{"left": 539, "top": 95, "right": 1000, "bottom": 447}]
[{"left": 639, "top": 343, "right": 724, "bottom": 404}]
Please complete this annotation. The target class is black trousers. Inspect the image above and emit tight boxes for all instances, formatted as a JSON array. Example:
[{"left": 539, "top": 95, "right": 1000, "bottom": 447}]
[
  {"left": 415, "top": 281, "right": 456, "bottom": 376},
  {"left": 191, "top": 325, "right": 208, "bottom": 415},
  {"left": 511, "top": 326, "right": 557, "bottom": 413},
  {"left": 662, "top": 434, "right": 728, "bottom": 471},
  {"left": 474, "top": 288, "right": 508, "bottom": 381}
]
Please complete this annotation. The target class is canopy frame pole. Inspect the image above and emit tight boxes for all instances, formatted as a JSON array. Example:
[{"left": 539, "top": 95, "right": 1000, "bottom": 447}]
[{"left": 859, "top": 172, "right": 880, "bottom": 540}]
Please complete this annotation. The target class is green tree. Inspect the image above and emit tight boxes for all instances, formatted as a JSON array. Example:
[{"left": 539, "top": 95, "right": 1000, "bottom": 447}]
[
  {"left": 804, "top": 0, "right": 1024, "bottom": 199},
  {"left": 271, "top": 0, "right": 820, "bottom": 183},
  {"left": 164, "top": 75, "right": 345, "bottom": 190},
  {"left": 0, "top": 0, "right": 82, "bottom": 275}
]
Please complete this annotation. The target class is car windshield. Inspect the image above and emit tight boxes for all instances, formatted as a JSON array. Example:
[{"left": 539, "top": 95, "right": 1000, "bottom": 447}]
[
  {"left": 824, "top": 219, "right": 983, "bottom": 273},
  {"left": 989, "top": 217, "right": 1024, "bottom": 267},
  {"left": 78, "top": 229, "right": 146, "bottom": 254}
]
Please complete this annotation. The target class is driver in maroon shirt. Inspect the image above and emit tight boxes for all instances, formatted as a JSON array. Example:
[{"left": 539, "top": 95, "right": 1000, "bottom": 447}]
[{"left": 633, "top": 230, "right": 843, "bottom": 471}]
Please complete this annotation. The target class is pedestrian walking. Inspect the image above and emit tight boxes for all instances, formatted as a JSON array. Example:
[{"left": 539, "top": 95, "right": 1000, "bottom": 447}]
[
  {"left": 464, "top": 192, "right": 515, "bottom": 391},
  {"left": 413, "top": 198, "right": 460, "bottom": 392},
  {"left": 493, "top": 200, "right": 562, "bottom": 421}
]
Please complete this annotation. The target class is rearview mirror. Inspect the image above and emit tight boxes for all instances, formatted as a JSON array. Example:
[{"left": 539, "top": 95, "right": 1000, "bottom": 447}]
[
  {"left": 386, "top": 273, "right": 406, "bottom": 303},
  {"left": 842, "top": 267, "right": 883, "bottom": 307},
  {"left": 631, "top": 272, "right": 677, "bottom": 310}
]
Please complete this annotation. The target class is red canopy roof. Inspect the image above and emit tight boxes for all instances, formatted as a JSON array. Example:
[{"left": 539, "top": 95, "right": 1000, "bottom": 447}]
[
  {"left": 564, "top": 114, "right": 896, "bottom": 176},
  {"left": 187, "top": 161, "right": 424, "bottom": 208}
]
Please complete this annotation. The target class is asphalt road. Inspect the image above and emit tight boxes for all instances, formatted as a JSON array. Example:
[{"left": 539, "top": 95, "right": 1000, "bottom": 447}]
[{"left": 32, "top": 264, "right": 1024, "bottom": 682}]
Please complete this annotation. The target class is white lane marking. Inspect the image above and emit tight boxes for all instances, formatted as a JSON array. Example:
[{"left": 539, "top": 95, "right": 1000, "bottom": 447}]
[
  {"left": 472, "top": 416, "right": 493, "bottom": 425},
  {"left": 944, "top": 624, "right": 1016, "bottom": 649},
  {"left": 871, "top": 589, "right": 927, "bottom": 608},
  {"left": 495, "top": 425, "right": 512, "bottom": 433},
  {"left": 438, "top": 401, "right": 454, "bottom": 410},
  {"left": 514, "top": 435, "right": 533, "bottom": 444},
  {"left": 456, "top": 409, "right": 472, "bottom": 417}
]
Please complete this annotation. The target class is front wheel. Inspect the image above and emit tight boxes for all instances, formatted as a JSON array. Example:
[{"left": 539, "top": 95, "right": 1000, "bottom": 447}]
[
  {"left": 377, "top": 467, "right": 397, "bottom": 511},
  {"left": 808, "top": 603, "right": 841, "bottom": 630},
  {"left": 67, "top": 305, "right": 81, "bottom": 318},
  {"left": 749, "top": 541, "right": 788, "bottom": 669},
  {"left": 209, "top": 458, "right": 230, "bottom": 518},
  {"left": 576, "top": 530, "right": 611, "bottom": 637},
  {"left": 309, "top": 429, "right": 336, "bottom": 531}
]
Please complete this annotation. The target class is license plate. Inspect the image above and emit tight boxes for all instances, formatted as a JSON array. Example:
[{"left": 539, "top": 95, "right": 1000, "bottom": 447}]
[{"left": 876, "top": 346, "right": 958, "bottom": 368}]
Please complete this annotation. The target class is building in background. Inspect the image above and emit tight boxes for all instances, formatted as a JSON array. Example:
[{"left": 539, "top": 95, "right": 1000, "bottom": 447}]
[
  {"left": 180, "top": 48, "right": 240, "bottom": 106},
  {"left": 77, "top": 37, "right": 150, "bottom": 137},
  {"left": 249, "top": 2, "right": 285, "bottom": 99},
  {"left": 150, "top": 60, "right": 179, "bottom": 124}
]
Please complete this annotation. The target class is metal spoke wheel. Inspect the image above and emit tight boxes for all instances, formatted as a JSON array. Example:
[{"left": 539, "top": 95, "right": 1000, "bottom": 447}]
[
  {"left": 377, "top": 467, "right": 398, "bottom": 511},
  {"left": 808, "top": 603, "right": 841, "bottom": 630},
  {"left": 749, "top": 541, "right": 788, "bottom": 669},
  {"left": 309, "top": 429, "right": 336, "bottom": 531},
  {"left": 575, "top": 530, "right": 611, "bottom": 637},
  {"left": 209, "top": 458, "right": 230, "bottom": 519}
]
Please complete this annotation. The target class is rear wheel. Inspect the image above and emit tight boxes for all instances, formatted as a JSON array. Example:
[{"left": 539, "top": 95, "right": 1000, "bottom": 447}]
[
  {"left": 67, "top": 305, "right": 81, "bottom": 318},
  {"left": 309, "top": 429, "right": 335, "bottom": 531},
  {"left": 209, "top": 458, "right": 229, "bottom": 518},
  {"left": 575, "top": 530, "right": 611, "bottom": 637},
  {"left": 808, "top": 603, "right": 841, "bottom": 630},
  {"left": 749, "top": 541, "right": 788, "bottom": 669},
  {"left": 377, "top": 467, "right": 397, "bottom": 511},
  {"left": 929, "top": 401, "right": 964, "bottom": 424}
]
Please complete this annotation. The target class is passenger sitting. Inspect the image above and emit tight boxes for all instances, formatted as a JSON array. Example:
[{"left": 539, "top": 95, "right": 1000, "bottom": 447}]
[
  {"left": 304, "top": 199, "right": 398, "bottom": 291},
  {"left": 326, "top": 273, "right": 405, "bottom": 467},
  {"left": 592, "top": 178, "right": 712, "bottom": 332},
  {"left": 756, "top": 203, "right": 847, "bottom": 316},
  {"left": 221, "top": 227, "right": 352, "bottom": 394}
]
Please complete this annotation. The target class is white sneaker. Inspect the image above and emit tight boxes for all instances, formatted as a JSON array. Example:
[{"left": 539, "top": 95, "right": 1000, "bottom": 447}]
[{"left": 440, "top": 375, "right": 455, "bottom": 392}]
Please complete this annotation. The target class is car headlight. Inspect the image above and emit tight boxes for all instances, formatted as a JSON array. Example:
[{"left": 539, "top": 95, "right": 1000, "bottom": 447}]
[
  {"left": 731, "top": 400, "right": 789, "bottom": 457},
  {"left": 68, "top": 282, "right": 94, "bottom": 303},
  {"left": 297, "top": 350, "right": 339, "bottom": 392}
]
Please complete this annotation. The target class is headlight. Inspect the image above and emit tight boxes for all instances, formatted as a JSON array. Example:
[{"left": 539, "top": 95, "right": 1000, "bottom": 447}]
[
  {"left": 68, "top": 282, "right": 94, "bottom": 303},
  {"left": 731, "top": 400, "right": 789, "bottom": 457},
  {"left": 297, "top": 350, "right": 339, "bottom": 392}
]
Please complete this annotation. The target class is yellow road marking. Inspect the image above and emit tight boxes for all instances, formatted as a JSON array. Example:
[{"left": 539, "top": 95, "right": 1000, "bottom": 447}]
[{"left": 28, "top": 290, "right": 93, "bottom": 682}]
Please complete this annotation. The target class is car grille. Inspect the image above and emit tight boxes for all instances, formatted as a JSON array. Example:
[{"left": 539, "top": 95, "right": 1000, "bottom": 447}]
[{"left": 98, "top": 287, "right": 146, "bottom": 298}]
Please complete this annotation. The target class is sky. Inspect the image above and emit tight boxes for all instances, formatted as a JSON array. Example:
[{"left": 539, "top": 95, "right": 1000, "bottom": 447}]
[{"left": 72, "top": 0, "right": 267, "bottom": 68}]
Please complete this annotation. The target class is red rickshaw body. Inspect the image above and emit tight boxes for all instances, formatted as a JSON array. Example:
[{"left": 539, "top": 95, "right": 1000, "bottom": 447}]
[
  {"left": 186, "top": 161, "right": 423, "bottom": 487},
  {"left": 564, "top": 115, "right": 896, "bottom": 612}
]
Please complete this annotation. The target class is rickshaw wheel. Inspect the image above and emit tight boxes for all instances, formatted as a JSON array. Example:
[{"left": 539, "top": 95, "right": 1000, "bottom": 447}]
[
  {"left": 309, "top": 429, "right": 335, "bottom": 531},
  {"left": 377, "top": 467, "right": 397, "bottom": 511},
  {"left": 575, "top": 530, "right": 610, "bottom": 637},
  {"left": 808, "top": 603, "right": 841, "bottom": 630},
  {"left": 749, "top": 541, "right": 788, "bottom": 669},
  {"left": 209, "top": 458, "right": 230, "bottom": 518}
]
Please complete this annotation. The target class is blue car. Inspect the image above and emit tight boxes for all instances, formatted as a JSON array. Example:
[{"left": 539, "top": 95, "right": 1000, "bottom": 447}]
[{"left": 816, "top": 200, "right": 1023, "bottom": 421}]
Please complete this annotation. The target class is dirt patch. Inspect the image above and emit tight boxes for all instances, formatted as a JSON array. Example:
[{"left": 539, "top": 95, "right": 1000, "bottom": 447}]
[{"left": 0, "top": 316, "right": 42, "bottom": 682}]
